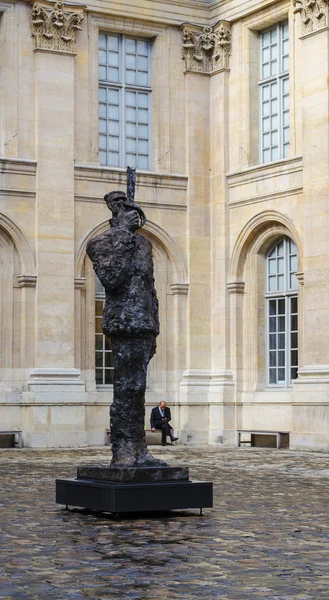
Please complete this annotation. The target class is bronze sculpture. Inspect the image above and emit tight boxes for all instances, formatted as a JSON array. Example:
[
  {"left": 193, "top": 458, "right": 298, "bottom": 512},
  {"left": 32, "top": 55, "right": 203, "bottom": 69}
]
[{"left": 86, "top": 168, "right": 166, "bottom": 467}]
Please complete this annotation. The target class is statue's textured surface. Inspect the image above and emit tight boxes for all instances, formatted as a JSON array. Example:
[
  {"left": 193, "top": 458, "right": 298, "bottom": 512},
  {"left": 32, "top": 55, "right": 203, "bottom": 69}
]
[{"left": 86, "top": 173, "right": 166, "bottom": 467}]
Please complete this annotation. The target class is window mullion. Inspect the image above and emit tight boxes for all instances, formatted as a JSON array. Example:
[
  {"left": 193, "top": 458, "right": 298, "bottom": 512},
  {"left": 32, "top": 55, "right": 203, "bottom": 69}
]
[
  {"left": 285, "top": 295, "right": 289, "bottom": 386},
  {"left": 102, "top": 308, "right": 105, "bottom": 385},
  {"left": 121, "top": 36, "right": 125, "bottom": 166},
  {"left": 121, "top": 87, "right": 125, "bottom": 168},
  {"left": 283, "top": 238, "right": 288, "bottom": 386},
  {"left": 277, "top": 24, "right": 282, "bottom": 160}
]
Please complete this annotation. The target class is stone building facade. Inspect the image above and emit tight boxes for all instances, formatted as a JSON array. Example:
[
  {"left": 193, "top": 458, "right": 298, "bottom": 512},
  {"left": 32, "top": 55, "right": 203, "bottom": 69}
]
[{"left": 1, "top": 0, "right": 329, "bottom": 449}]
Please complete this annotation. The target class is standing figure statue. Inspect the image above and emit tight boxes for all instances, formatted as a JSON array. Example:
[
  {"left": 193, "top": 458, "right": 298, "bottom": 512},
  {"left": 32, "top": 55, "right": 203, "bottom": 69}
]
[{"left": 86, "top": 168, "right": 166, "bottom": 467}]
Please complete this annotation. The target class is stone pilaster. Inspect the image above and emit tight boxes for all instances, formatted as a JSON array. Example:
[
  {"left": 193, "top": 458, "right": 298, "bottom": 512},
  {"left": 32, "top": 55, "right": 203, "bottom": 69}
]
[
  {"left": 180, "top": 21, "right": 233, "bottom": 444},
  {"left": 27, "top": 1, "right": 86, "bottom": 420},
  {"left": 179, "top": 41, "right": 211, "bottom": 442},
  {"left": 291, "top": 15, "right": 329, "bottom": 448},
  {"left": 208, "top": 52, "right": 235, "bottom": 444}
]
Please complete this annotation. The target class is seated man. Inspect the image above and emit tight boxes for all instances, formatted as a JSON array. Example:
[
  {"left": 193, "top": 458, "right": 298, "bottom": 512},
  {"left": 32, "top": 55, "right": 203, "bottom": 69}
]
[{"left": 150, "top": 401, "right": 179, "bottom": 446}]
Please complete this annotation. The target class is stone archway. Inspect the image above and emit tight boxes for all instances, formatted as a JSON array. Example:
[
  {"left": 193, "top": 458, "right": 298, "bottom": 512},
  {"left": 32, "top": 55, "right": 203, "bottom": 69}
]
[{"left": 228, "top": 210, "right": 304, "bottom": 395}]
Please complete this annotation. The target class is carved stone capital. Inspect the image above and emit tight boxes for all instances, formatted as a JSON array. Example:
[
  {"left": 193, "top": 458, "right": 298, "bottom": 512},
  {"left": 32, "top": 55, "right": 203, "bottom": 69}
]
[
  {"left": 170, "top": 283, "right": 189, "bottom": 296},
  {"left": 182, "top": 21, "right": 232, "bottom": 75},
  {"left": 227, "top": 281, "right": 245, "bottom": 295},
  {"left": 296, "top": 272, "right": 304, "bottom": 285},
  {"left": 293, "top": 0, "right": 329, "bottom": 35},
  {"left": 17, "top": 275, "right": 37, "bottom": 288},
  {"left": 74, "top": 277, "right": 86, "bottom": 291},
  {"left": 31, "top": 1, "right": 84, "bottom": 54}
]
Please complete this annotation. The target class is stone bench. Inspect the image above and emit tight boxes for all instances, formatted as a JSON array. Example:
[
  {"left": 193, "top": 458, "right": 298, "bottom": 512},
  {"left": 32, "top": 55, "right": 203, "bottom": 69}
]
[
  {"left": 105, "top": 429, "right": 174, "bottom": 446},
  {"left": 145, "top": 429, "right": 163, "bottom": 445},
  {"left": 0, "top": 430, "right": 23, "bottom": 448},
  {"left": 238, "top": 430, "right": 290, "bottom": 449}
]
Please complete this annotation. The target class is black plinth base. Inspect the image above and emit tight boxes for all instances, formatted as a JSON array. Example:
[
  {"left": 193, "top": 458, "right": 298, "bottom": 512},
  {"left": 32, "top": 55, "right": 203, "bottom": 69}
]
[
  {"left": 77, "top": 465, "right": 189, "bottom": 483},
  {"left": 56, "top": 478, "right": 213, "bottom": 515}
]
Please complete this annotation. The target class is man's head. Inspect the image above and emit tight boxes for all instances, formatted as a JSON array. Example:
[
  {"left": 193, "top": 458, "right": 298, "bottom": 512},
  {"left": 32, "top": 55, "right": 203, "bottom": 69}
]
[
  {"left": 104, "top": 190, "right": 146, "bottom": 231},
  {"left": 104, "top": 190, "right": 126, "bottom": 214},
  {"left": 159, "top": 401, "right": 166, "bottom": 409}
]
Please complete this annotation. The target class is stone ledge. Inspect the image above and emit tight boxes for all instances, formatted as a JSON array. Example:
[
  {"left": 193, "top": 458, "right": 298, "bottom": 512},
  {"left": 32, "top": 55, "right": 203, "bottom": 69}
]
[
  {"left": 27, "top": 368, "right": 86, "bottom": 392},
  {"left": 0, "top": 157, "right": 37, "bottom": 175},
  {"left": 226, "top": 156, "right": 303, "bottom": 188},
  {"left": 74, "top": 164, "right": 188, "bottom": 191}
]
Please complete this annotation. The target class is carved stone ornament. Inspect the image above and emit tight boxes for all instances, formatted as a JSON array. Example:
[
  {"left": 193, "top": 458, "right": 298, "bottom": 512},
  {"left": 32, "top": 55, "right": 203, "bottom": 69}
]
[
  {"left": 31, "top": 1, "right": 84, "bottom": 53},
  {"left": 293, "top": 0, "right": 329, "bottom": 35},
  {"left": 182, "top": 21, "right": 232, "bottom": 75}
]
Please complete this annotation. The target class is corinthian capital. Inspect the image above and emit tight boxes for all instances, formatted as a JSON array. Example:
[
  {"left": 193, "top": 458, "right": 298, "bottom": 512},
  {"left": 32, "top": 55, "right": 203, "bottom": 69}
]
[
  {"left": 293, "top": 0, "right": 329, "bottom": 35},
  {"left": 31, "top": 1, "right": 84, "bottom": 53},
  {"left": 182, "top": 21, "right": 232, "bottom": 75}
]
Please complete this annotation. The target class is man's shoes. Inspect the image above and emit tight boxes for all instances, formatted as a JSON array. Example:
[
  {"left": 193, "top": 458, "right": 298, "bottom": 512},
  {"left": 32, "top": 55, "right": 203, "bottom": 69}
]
[
  {"left": 171, "top": 437, "right": 179, "bottom": 442},
  {"left": 162, "top": 443, "right": 167, "bottom": 446}
]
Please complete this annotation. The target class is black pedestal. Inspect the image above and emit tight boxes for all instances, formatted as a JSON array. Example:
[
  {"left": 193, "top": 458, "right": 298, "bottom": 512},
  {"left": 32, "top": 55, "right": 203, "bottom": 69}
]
[{"left": 56, "top": 478, "right": 213, "bottom": 515}]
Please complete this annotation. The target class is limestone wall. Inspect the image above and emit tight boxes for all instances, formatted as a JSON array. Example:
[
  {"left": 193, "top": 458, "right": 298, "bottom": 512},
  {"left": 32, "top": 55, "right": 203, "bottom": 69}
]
[{"left": 0, "top": 0, "right": 329, "bottom": 449}]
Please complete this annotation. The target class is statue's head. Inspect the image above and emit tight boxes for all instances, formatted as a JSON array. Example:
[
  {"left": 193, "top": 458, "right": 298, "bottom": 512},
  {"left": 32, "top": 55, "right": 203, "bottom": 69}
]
[{"left": 104, "top": 190, "right": 146, "bottom": 231}]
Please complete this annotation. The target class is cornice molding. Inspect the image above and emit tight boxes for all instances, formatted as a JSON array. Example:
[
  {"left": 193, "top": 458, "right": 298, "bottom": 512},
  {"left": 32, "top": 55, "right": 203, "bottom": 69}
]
[
  {"left": 293, "top": 0, "right": 329, "bottom": 35},
  {"left": 31, "top": 1, "right": 84, "bottom": 53},
  {"left": 182, "top": 20, "right": 231, "bottom": 74},
  {"left": 92, "top": 14, "right": 164, "bottom": 37},
  {"left": 0, "top": 157, "right": 37, "bottom": 176},
  {"left": 75, "top": 195, "right": 186, "bottom": 212},
  {"left": 208, "top": 0, "right": 287, "bottom": 22}
]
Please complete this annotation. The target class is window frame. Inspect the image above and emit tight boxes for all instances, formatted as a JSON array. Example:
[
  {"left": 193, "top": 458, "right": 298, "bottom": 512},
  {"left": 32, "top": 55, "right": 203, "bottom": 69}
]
[
  {"left": 98, "top": 32, "right": 152, "bottom": 170},
  {"left": 95, "top": 276, "right": 114, "bottom": 389},
  {"left": 259, "top": 21, "right": 290, "bottom": 164},
  {"left": 265, "top": 237, "right": 298, "bottom": 388}
]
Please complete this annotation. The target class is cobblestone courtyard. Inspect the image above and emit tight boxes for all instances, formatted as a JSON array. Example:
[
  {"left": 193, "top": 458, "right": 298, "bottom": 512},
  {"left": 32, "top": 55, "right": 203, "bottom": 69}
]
[{"left": 1, "top": 445, "right": 329, "bottom": 599}]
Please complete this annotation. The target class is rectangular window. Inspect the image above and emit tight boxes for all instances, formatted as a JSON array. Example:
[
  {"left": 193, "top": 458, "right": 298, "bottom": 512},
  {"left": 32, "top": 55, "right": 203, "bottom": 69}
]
[
  {"left": 266, "top": 238, "right": 298, "bottom": 387},
  {"left": 259, "top": 22, "right": 289, "bottom": 164},
  {"left": 95, "top": 277, "right": 114, "bottom": 387},
  {"left": 99, "top": 34, "right": 151, "bottom": 170},
  {"left": 267, "top": 296, "right": 297, "bottom": 386}
]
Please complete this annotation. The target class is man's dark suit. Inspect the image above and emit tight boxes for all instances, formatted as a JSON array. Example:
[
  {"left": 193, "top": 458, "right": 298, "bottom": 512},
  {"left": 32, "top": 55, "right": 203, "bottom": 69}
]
[{"left": 150, "top": 406, "right": 172, "bottom": 445}]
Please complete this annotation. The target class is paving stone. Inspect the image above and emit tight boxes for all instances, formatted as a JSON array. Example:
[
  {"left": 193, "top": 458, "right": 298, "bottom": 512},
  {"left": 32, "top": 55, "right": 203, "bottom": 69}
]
[{"left": 1, "top": 446, "right": 329, "bottom": 598}]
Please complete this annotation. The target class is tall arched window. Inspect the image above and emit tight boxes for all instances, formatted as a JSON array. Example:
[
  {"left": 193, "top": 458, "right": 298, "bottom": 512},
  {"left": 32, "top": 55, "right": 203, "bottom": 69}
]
[
  {"left": 266, "top": 237, "right": 298, "bottom": 386},
  {"left": 95, "top": 275, "right": 114, "bottom": 386}
]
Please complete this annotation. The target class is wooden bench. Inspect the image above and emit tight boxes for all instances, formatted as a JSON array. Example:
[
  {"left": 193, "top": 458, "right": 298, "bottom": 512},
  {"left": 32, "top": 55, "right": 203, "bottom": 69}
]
[
  {"left": 105, "top": 429, "right": 174, "bottom": 446},
  {"left": 0, "top": 430, "right": 23, "bottom": 448},
  {"left": 238, "top": 430, "right": 290, "bottom": 450}
]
